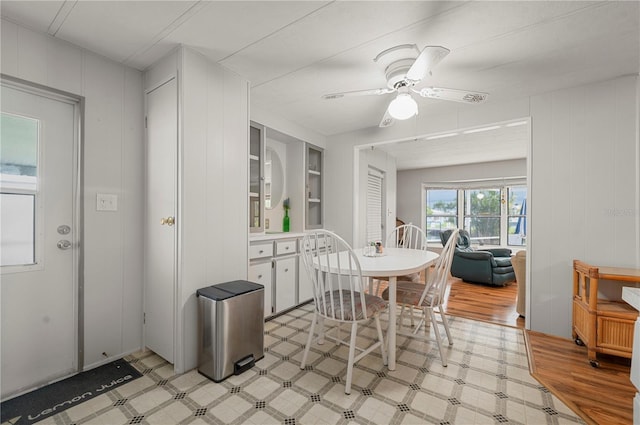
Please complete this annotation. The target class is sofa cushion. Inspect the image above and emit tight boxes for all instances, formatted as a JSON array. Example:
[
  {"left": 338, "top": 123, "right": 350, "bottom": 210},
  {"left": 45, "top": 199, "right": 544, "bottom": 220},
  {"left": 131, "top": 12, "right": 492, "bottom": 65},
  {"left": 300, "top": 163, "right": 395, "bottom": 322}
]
[{"left": 494, "top": 257, "right": 513, "bottom": 267}]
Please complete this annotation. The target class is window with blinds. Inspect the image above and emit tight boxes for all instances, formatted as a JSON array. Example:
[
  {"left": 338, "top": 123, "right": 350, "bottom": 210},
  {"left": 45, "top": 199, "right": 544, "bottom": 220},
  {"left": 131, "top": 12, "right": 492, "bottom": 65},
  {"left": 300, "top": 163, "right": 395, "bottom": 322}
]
[{"left": 366, "top": 168, "right": 384, "bottom": 243}]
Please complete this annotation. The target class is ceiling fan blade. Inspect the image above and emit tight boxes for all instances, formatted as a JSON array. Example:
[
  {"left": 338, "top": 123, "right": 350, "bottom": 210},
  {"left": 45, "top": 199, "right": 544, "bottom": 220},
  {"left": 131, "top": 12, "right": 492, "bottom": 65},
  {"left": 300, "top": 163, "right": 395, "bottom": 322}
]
[
  {"left": 379, "top": 108, "right": 395, "bottom": 128},
  {"left": 415, "top": 87, "right": 489, "bottom": 104},
  {"left": 405, "top": 46, "right": 450, "bottom": 83},
  {"left": 322, "top": 87, "right": 394, "bottom": 100}
]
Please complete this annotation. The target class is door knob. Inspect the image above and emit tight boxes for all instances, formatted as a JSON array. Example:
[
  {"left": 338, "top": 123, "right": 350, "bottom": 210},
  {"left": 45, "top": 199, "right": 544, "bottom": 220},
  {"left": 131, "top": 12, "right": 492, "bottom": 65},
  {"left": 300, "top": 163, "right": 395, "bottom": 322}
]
[
  {"left": 57, "top": 240, "right": 72, "bottom": 250},
  {"left": 160, "top": 216, "right": 175, "bottom": 226}
]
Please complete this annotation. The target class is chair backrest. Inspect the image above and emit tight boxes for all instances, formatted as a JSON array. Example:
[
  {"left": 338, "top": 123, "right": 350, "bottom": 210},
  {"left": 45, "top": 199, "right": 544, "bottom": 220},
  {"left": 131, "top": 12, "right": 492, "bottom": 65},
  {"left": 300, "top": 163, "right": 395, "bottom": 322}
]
[
  {"left": 421, "top": 228, "right": 460, "bottom": 307},
  {"left": 301, "top": 230, "right": 369, "bottom": 321},
  {"left": 440, "top": 228, "right": 472, "bottom": 251},
  {"left": 387, "top": 224, "right": 427, "bottom": 250}
]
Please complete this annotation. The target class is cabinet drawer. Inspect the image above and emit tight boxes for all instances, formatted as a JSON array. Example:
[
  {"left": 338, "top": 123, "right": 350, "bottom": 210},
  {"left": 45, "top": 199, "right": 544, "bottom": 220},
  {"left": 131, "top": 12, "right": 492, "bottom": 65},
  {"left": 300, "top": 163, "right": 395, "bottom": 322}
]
[
  {"left": 276, "top": 240, "right": 297, "bottom": 256},
  {"left": 250, "top": 242, "right": 273, "bottom": 260}
]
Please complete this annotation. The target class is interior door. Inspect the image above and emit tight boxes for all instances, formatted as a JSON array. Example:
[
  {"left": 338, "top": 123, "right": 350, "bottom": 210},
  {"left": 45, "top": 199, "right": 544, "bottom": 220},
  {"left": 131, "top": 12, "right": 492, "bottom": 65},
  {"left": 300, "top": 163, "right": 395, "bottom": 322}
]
[
  {"left": 366, "top": 167, "right": 384, "bottom": 243},
  {"left": 144, "top": 78, "right": 177, "bottom": 364},
  {"left": 1, "top": 82, "right": 79, "bottom": 399}
]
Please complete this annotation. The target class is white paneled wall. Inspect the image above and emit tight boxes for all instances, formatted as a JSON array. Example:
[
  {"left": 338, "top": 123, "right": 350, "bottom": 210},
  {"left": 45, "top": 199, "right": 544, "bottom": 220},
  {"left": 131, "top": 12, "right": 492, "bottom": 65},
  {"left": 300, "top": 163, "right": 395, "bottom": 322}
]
[
  {"left": 529, "top": 75, "right": 639, "bottom": 337},
  {"left": 181, "top": 48, "right": 250, "bottom": 372},
  {"left": 1, "top": 20, "right": 145, "bottom": 368},
  {"left": 144, "top": 47, "right": 250, "bottom": 373},
  {"left": 355, "top": 147, "right": 397, "bottom": 248},
  {"left": 325, "top": 75, "right": 639, "bottom": 339}
]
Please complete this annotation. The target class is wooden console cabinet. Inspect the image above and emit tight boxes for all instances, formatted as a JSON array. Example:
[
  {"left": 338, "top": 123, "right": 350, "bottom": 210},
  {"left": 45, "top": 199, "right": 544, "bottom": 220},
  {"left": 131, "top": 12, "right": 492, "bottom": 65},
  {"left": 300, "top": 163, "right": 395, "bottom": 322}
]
[{"left": 572, "top": 259, "right": 640, "bottom": 367}]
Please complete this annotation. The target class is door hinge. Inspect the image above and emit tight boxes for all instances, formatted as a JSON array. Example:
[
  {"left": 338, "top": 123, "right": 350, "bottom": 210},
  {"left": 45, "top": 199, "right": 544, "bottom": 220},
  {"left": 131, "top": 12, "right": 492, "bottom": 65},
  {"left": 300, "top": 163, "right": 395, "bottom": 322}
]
[
  {"left": 144, "top": 116, "right": 147, "bottom": 128},
  {"left": 143, "top": 312, "right": 146, "bottom": 324}
]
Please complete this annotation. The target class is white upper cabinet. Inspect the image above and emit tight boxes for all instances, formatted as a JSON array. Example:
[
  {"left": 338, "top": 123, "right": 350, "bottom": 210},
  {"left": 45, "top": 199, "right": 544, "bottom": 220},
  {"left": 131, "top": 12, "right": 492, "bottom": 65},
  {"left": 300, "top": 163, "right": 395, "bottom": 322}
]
[
  {"left": 249, "top": 122, "right": 265, "bottom": 233},
  {"left": 305, "top": 144, "right": 323, "bottom": 229},
  {"left": 249, "top": 122, "right": 323, "bottom": 233}
]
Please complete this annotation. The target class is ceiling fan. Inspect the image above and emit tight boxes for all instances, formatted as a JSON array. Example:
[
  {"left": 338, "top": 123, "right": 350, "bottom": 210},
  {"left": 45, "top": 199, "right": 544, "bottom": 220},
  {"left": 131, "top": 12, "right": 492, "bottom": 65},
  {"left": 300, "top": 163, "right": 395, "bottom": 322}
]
[{"left": 322, "top": 44, "right": 489, "bottom": 127}]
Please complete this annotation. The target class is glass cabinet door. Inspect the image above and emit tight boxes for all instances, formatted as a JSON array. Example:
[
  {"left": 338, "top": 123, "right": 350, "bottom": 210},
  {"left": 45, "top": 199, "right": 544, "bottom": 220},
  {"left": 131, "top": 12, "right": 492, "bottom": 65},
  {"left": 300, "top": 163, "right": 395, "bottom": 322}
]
[
  {"left": 249, "top": 123, "right": 264, "bottom": 232},
  {"left": 306, "top": 144, "right": 323, "bottom": 229}
]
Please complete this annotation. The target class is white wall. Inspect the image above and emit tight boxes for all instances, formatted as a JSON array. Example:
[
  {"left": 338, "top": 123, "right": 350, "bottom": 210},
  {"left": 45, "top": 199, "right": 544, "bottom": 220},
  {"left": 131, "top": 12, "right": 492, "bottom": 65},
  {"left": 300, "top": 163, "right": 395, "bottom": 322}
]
[
  {"left": 355, "top": 147, "right": 397, "bottom": 247},
  {"left": 1, "top": 20, "right": 145, "bottom": 368},
  {"left": 529, "top": 75, "right": 639, "bottom": 336},
  {"left": 252, "top": 106, "right": 326, "bottom": 150},
  {"left": 325, "top": 75, "right": 639, "bottom": 338},
  {"left": 397, "top": 159, "right": 527, "bottom": 228},
  {"left": 144, "top": 47, "right": 250, "bottom": 373}
]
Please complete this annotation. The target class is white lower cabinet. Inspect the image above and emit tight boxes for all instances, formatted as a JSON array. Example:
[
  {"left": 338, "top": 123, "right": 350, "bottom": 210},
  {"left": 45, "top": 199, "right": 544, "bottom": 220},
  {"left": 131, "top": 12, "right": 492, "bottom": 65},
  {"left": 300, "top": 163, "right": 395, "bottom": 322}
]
[
  {"left": 249, "top": 234, "right": 314, "bottom": 319},
  {"left": 248, "top": 261, "right": 273, "bottom": 318},
  {"left": 298, "top": 258, "right": 313, "bottom": 303},
  {"left": 274, "top": 256, "right": 297, "bottom": 313}
]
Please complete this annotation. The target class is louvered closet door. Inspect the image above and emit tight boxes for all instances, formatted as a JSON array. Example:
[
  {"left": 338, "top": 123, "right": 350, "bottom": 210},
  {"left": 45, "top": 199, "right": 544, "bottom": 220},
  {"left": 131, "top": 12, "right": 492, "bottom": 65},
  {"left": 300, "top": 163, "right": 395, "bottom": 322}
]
[{"left": 366, "top": 168, "right": 384, "bottom": 244}]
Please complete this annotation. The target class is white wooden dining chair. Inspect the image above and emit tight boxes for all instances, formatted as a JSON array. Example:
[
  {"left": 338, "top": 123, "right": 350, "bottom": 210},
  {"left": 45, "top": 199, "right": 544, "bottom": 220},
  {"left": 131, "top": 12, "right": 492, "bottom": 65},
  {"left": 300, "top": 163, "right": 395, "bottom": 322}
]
[
  {"left": 381, "top": 228, "right": 460, "bottom": 366},
  {"left": 372, "top": 223, "right": 428, "bottom": 326},
  {"left": 299, "top": 229, "right": 388, "bottom": 394}
]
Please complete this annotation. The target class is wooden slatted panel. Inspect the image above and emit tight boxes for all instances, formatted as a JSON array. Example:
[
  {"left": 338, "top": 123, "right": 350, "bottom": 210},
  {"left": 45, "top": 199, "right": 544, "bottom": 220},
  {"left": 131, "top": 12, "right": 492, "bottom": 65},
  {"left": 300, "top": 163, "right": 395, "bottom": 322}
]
[{"left": 366, "top": 169, "right": 383, "bottom": 243}]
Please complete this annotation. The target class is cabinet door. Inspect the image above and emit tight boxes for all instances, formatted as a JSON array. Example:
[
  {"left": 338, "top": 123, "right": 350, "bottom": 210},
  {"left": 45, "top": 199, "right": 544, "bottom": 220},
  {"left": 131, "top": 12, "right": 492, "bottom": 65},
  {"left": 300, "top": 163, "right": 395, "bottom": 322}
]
[
  {"left": 249, "top": 122, "right": 264, "bottom": 232},
  {"left": 305, "top": 144, "right": 323, "bottom": 229},
  {"left": 249, "top": 261, "right": 272, "bottom": 317},
  {"left": 298, "top": 255, "right": 314, "bottom": 303},
  {"left": 274, "top": 256, "right": 297, "bottom": 313}
]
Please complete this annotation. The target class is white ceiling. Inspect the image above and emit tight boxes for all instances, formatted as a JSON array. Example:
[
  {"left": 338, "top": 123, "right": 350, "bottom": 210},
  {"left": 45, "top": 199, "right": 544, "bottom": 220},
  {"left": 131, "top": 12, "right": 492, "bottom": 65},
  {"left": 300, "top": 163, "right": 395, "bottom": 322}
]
[
  {"left": 2, "top": 1, "right": 638, "bottom": 168},
  {"left": 373, "top": 118, "right": 530, "bottom": 170}
]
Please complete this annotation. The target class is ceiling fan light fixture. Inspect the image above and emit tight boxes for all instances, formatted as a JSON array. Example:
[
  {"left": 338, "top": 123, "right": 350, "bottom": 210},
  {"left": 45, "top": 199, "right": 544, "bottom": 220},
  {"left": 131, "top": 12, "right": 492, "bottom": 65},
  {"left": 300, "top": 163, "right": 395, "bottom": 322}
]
[{"left": 388, "top": 93, "right": 418, "bottom": 120}]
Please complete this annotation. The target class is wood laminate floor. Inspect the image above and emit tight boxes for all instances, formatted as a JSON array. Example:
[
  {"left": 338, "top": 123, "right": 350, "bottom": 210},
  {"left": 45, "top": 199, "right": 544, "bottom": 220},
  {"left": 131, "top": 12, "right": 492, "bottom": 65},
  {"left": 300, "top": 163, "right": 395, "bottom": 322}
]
[{"left": 443, "top": 277, "right": 635, "bottom": 425}]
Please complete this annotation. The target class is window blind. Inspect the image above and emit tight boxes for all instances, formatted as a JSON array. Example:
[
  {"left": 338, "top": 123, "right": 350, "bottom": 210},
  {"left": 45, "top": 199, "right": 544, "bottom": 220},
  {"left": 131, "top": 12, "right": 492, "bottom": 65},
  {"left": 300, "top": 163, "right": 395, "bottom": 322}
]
[{"left": 366, "top": 169, "right": 383, "bottom": 243}]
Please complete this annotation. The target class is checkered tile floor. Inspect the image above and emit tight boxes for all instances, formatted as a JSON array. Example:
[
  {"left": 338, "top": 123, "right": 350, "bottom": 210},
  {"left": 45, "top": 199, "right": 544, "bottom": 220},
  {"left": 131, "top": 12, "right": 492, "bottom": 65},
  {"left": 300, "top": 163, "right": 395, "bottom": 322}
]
[{"left": 23, "top": 304, "right": 584, "bottom": 424}]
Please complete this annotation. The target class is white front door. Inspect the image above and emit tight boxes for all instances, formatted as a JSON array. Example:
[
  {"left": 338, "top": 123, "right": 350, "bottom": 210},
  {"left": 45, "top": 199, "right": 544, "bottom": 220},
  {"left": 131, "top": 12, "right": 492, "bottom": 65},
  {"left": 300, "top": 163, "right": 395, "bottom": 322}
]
[
  {"left": 144, "top": 78, "right": 177, "bottom": 364},
  {"left": 1, "top": 82, "right": 79, "bottom": 399}
]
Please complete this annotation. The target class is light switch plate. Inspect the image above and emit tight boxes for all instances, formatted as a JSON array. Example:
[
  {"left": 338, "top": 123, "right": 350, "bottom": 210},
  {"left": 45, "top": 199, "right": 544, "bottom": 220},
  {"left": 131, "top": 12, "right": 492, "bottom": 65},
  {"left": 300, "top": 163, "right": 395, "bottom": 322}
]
[{"left": 96, "top": 193, "right": 118, "bottom": 211}]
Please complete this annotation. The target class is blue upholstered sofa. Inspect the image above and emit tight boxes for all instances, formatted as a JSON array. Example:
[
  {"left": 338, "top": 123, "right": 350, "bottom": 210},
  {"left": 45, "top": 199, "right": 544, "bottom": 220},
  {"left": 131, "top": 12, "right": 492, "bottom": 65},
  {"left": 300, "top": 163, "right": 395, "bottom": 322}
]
[{"left": 440, "top": 229, "right": 516, "bottom": 286}]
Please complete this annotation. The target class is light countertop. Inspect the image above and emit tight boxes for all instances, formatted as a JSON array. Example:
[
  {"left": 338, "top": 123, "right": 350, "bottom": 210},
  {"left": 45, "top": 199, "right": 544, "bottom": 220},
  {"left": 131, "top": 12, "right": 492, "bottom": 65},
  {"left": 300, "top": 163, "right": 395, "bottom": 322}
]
[
  {"left": 623, "top": 287, "right": 640, "bottom": 311},
  {"left": 250, "top": 232, "right": 305, "bottom": 241}
]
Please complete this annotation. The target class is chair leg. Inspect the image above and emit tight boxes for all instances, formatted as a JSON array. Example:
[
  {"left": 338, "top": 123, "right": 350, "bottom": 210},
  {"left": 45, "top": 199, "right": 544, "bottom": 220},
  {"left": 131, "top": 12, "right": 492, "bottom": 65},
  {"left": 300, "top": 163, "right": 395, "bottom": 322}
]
[
  {"left": 344, "top": 322, "right": 358, "bottom": 394},
  {"left": 301, "top": 313, "right": 318, "bottom": 369},
  {"left": 428, "top": 307, "right": 448, "bottom": 367},
  {"left": 374, "top": 315, "right": 387, "bottom": 365},
  {"left": 317, "top": 316, "right": 325, "bottom": 345},
  {"left": 399, "top": 304, "right": 406, "bottom": 329},
  {"left": 438, "top": 305, "right": 453, "bottom": 346}
]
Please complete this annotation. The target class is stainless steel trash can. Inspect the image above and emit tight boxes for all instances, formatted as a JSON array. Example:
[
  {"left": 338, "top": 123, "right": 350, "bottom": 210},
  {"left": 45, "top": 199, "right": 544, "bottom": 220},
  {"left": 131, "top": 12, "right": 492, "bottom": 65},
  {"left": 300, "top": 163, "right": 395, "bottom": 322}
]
[{"left": 197, "top": 280, "right": 264, "bottom": 382}]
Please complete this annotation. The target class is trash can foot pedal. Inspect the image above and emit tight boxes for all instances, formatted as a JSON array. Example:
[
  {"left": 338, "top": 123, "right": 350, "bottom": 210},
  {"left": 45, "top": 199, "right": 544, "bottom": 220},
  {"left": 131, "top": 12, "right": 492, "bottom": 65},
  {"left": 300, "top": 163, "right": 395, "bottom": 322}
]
[{"left": 234, "top": 355, "right": 255, "bottom": 375}]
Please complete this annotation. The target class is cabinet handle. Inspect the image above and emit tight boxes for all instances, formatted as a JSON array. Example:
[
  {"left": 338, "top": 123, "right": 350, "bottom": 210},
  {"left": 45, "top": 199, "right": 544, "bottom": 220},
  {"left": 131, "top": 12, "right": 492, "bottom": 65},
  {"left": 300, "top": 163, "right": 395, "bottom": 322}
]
[
  {"left": 285, "top": 246, "right": 289, "bottom": 250},
  {"left": 258, "top": 274, "right": 262, "bottom": 279},
  {"left": 285, "top": 268, "right": 289, "bottom": 272},
  {"left": 259, "top": 250, "right": 264, "bottom": 254}
]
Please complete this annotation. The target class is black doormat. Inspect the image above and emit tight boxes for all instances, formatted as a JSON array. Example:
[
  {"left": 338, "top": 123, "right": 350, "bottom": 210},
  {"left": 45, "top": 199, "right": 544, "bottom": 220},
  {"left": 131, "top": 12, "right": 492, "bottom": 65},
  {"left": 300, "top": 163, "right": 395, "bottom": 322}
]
[{"left": 1, "top": 358, "right": 141, "bottom": 425}]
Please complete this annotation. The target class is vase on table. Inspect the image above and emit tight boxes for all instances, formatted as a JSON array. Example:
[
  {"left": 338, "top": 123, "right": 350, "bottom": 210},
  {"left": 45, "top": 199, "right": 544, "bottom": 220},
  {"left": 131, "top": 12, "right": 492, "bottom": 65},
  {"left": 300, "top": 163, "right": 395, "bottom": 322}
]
[{"left": 283, "top": 209, "right": 290, "bottom": 232}]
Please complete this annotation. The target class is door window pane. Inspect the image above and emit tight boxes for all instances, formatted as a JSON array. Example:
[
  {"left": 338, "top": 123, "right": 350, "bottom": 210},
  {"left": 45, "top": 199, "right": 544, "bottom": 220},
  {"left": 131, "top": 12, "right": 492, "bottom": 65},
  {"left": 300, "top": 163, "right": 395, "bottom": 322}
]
[
  {"left": 1, "top": 193, "right": 35, "bottom": 266},
  {"left": 1, "top": 113, "right": 38, "bottom": 191},
  {"left": 1, "top": 113, "right": 39, "bottom": 266}
]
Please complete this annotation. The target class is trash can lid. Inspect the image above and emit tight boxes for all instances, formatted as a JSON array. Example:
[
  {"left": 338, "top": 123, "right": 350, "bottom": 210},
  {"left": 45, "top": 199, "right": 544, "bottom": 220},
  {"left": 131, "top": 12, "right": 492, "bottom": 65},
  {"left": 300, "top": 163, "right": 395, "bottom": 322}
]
[
  {"left": 197, "top": 280, "right": 264, "bottom": 300},
  {"left": 196, "top": 285, "right": 235, "bottom": 301}
]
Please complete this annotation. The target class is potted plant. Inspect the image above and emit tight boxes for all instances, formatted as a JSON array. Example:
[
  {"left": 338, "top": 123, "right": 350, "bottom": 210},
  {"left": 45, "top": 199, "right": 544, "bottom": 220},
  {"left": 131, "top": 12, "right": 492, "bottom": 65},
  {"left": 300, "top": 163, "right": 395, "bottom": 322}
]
[{"left": 282, "top": 197, "right": 290, "bottom": 232}]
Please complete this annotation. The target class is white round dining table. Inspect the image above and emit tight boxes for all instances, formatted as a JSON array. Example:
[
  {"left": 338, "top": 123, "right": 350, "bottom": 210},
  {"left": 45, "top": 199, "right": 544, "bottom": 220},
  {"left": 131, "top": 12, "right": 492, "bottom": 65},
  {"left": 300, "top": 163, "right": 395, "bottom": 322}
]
[{"left": 354, "top": 247, "right": 440, "bottom": 370}]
